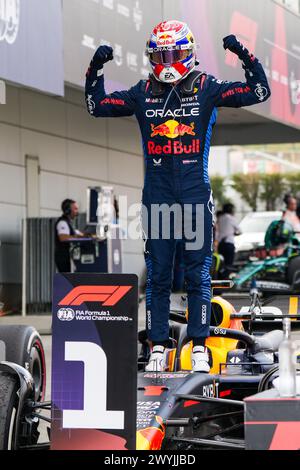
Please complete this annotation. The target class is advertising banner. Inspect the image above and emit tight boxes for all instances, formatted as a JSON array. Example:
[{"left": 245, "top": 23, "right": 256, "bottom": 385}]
[
  {"left": 0, "top": 0, "right": 64, "bottom": 95},
  {"left": 167, "top": 0, "right": 300, "bottom": 129},
  {"left": 63, "top": 0, "right": 163, "bottom": 92},
  {"left": 64, "top": 0, "right": 300, "bottom": 129},
  {"left": 51, "top": 273, "right": 138, "bottom": 450}
]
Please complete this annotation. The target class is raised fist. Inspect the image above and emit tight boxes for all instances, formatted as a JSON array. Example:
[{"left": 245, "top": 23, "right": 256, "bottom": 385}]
[
  {"left": 92, "top": 45, "right": 114, "bottom": 67},
  {"left": 223, "top": 35, "right": 243, "bottom": 55}
]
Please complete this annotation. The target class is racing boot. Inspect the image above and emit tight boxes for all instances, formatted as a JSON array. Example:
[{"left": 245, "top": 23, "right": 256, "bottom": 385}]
[
  {"left": 145, "top": 345, "right": 167, "bottom": 372},
  {"left": 192, "top": 346, "right": 210, "bottom": 373}
]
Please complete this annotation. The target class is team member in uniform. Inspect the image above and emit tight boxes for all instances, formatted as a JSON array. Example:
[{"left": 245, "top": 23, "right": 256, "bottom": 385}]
[
  {"left": 55, "top": 199, "right": 84, "bottom": 273},
  {"left": 85, "top": 21, "right": 271, "bottom": 372}
]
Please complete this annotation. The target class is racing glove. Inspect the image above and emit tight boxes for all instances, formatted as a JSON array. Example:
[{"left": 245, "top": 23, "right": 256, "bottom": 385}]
[
  {"left": 86, "top": 45, "right": 114, "bottom": 78},
  {"left": 92, "top": 45, "right": 114, "bottom": 68},
  {"left": 223, "top": 35, "right": 257, "bottom": 69}
]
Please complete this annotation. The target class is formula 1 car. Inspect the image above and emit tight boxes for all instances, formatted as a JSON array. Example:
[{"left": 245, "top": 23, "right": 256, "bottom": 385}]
[
  {"left": 137, "top": 356, "right": 282, "bottom": 451},
  {"left": 234, "top": 220, "right": 300, "bottom": 294},
  {"left": 0, "top": 283, "right": 299, "bottom": 451},
  {"left": 136, "top": 284, "right": 300, "bottom": 449}
]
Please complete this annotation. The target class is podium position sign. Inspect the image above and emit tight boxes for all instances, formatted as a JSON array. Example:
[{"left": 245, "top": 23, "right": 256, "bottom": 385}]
[{"left": 51, "top": 274, "right": 138, "bottom": 450}]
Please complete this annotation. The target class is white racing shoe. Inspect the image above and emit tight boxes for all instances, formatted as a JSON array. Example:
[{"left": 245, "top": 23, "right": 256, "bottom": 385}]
[
  {"left": 192, "top": 346, "right": 210, "bottom": 373},
  {"left": 145, "top": 345, "right": 167, "bottom": 372}
]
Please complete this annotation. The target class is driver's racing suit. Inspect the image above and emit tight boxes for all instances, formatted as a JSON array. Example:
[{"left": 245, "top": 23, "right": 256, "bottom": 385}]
[{"left": 85, "top": 50, "right": 271, "bottom": 345}]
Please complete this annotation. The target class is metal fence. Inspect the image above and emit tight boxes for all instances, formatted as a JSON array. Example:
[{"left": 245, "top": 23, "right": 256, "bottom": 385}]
[
  {"left": 23, "top": 218, "right": 56, "bottom": 314},
  {"left": 22, "top": 214, "right": 87, "bottom": 315}
]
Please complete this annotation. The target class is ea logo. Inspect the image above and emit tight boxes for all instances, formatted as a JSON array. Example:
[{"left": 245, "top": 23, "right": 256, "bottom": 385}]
[
  {"left": 0, "top": 0, "right": 20, "bottom": 45},
  {"left": 164, "top": 72, "right": 176, "bottom": 81},
  {"left": 57, "top": 308, "right": 75, "bottom": 322}
]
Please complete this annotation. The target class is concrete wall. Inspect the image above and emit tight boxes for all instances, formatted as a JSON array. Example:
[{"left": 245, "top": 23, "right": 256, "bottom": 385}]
[{"left": 0, "top": 84, "right": 145, "bottom": 310}]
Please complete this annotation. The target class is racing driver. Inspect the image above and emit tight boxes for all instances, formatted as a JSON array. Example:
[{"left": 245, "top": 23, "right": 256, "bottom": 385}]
[{"left": 85, "top": 21, "right": 271, "bottom": 372}]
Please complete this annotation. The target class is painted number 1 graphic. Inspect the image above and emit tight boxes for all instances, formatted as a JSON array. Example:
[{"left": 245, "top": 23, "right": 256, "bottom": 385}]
[{"left": 63, "top": 342, "right": 124, "bottom": 429}]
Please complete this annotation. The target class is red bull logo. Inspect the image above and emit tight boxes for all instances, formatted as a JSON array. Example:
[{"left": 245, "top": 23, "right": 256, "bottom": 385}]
[
  {"left": 151, "top": 120, "right": 196, "bottom": 139},
  {"left": 157, "top": 31, "right": 176, "bottom": 47},
  {"left": 148, "top": 140, "right": 200, "bottom": 156},
  {"left": 151, "top": 122, "right": 172, "bottom": 138},
  {"left": 149, "top": 120, "right": 199, "bottom": 156},
  {"left": 158, "top": 34, "right": 173, "bottom": 40}
]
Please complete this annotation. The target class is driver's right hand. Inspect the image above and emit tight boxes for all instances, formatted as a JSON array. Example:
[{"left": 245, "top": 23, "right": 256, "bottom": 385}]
[{"left": 92, "top": 45, "right": 114, "bottom": 67}]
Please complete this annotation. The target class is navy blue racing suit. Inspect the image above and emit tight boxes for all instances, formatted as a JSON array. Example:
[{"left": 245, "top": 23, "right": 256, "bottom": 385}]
[{"left": 85, "top": 51, "right": 271, "bottom": 345}]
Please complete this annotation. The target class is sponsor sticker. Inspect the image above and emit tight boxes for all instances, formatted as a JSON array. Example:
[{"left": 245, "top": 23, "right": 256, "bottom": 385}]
[{"left": 255, "top": 83, "right": 269, "bottom": 101}]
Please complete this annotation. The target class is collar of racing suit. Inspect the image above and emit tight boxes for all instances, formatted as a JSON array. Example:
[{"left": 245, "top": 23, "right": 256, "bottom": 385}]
[{"left": 148, "top": 70, "right": 206, "bottom": 97}]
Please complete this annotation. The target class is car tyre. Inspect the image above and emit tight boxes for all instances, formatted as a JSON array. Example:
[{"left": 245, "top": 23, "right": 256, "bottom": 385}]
[
  {"left": 0, "top": 326, "right": 46, "bottom": 401},
  {"left": 287, "top": 256, "right": 300, "bottom": 286},
  {"left": 0, "top": 372, "right": 19, "bottom": 450}
]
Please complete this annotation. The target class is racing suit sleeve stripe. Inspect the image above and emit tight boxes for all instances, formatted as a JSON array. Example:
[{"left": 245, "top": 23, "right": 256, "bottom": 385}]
[
  {"left": 85, "top": 65, "right": 137, "bottom": 118},
  {"left": 209, "top": 59, "right": 271, "bottom": 108}
]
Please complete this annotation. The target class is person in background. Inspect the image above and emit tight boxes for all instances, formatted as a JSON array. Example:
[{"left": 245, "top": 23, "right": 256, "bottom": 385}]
[
  {"left": 214, "top": 210, "right": 224, "bottom": 252},
  {"left": 217, "top": 203, "right": 241, "bottom": 276},
  {"left": 282, "top": 195, "right": 300, "bottom": 233},
  {"left": 55, "top": 199, "right": 85, "bottom": 273}
]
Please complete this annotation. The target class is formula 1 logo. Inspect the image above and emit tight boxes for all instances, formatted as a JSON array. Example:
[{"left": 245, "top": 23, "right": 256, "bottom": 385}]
[
  {"left": 0, "top": 0, "right": 20, "bottom": 45},
  {"left": 59, "top": 285, "right": 133, "bottom": 307}
]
